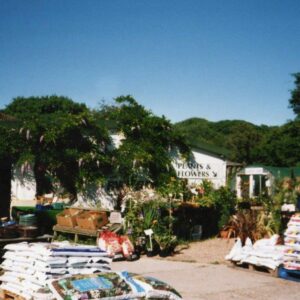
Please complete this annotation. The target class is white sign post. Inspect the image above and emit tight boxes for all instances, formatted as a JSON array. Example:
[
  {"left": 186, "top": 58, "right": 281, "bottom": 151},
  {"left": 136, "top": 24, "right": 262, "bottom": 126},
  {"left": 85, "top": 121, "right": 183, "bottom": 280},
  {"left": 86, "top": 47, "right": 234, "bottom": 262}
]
[{"left": 144, "top": 229, "right": 154, "bottom": 251}]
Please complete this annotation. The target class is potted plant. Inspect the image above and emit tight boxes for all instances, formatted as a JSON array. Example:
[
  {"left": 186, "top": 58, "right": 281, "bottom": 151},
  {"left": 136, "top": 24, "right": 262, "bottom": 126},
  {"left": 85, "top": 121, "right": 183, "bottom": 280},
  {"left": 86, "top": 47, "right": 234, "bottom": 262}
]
[{"left": 154, "top": 233, "right": 178, "bottom": 257}]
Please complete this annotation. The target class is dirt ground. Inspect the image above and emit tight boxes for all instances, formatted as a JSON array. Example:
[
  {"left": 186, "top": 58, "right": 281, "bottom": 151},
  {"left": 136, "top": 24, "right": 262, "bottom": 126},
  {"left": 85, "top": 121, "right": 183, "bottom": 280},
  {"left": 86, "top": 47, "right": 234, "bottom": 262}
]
[
  {"left": 166, "top": 237, "right": 235, "bottom": 264},
  {"left": 112, "top": 238, "right": 300, "bottom": 300}
]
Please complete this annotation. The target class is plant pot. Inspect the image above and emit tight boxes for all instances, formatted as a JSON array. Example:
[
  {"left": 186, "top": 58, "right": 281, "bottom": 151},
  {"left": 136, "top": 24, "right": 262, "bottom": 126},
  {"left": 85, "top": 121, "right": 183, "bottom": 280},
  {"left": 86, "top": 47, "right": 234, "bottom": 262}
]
[
  {"left": 219, "top": 230, "right": 230, "bottom": 239},
  {"left": 146, "top": 250, "right": 156, "bottom": 257},
  {"left": 159, "top": 248, "right": 173, "bottom": 257}
]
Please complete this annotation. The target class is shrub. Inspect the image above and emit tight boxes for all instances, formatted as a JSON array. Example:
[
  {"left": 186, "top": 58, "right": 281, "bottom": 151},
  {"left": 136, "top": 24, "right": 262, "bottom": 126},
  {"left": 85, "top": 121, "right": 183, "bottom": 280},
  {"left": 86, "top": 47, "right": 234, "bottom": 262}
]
[
  {"left": 193, "top": 181, "right": 237, "bottom": 230},
  {"left": 124, "top": 199, "right": 178, "bottom": 255}
]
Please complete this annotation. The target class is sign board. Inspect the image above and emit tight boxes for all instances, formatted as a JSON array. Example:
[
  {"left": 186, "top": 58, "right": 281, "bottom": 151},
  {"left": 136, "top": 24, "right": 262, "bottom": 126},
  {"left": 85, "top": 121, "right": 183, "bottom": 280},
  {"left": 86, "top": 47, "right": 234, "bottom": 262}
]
[
  {"left": 173, "top": 162, "right": 220, "bottom": 179},
  {"left": 245, "top": 168, "right": 264, "bottom": 175},
  {"left": 144, "top": 229, "right": 154, "bottom": 236}
]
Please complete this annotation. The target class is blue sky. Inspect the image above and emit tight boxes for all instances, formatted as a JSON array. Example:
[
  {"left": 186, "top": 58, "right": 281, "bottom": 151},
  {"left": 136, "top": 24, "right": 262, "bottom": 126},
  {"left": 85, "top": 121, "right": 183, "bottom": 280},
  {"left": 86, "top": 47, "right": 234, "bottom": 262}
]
[{"left": 0, "top": 0, "right": 299, "bottom": 125}]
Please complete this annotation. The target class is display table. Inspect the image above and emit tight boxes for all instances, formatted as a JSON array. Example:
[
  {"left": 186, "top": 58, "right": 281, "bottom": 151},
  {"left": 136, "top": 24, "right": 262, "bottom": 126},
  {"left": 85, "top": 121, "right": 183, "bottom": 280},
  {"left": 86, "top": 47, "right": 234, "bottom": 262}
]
[
  {"left": 52, "top": 223, "right": 122, "bottom": 244},
  {"left": 12, "top": 206, "right": 63, "bottom": 234},
  {"left": 52, "top": 225, "right": 99, "bottom": 243}
]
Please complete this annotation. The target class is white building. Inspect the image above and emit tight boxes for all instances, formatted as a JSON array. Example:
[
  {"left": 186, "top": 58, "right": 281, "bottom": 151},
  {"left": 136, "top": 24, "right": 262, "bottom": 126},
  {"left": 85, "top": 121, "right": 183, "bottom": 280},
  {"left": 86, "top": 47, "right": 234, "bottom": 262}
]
[
  {"left": 172, "top": 147, "right": 228, "bottom": 188},
  {"left": 235, "top": 165, "right": 300, "bottom": 199},
  {"left": 10, "top": 135, "right": 236, "bottom": 208},
  {"left": 10, "top": 166, "right": 37, "bottom": 207}
]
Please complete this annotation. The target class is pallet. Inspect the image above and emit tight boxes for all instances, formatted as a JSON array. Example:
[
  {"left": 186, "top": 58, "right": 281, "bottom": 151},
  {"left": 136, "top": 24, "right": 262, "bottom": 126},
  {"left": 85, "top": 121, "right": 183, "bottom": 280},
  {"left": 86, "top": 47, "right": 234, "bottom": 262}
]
[
  {"left": 278, "top": 267, "right": 300, "bottom": 282},
  {"left": 230, "top": 261, "right": 279, "bottom": 277},
  {"left": 0, "top": 289, "right": 25, "bottom": 300}
]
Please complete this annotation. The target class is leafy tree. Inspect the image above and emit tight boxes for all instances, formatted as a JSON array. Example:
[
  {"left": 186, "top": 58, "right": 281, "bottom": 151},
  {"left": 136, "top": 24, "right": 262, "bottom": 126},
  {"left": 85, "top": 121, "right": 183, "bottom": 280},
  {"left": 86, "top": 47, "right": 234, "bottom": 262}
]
[
  {"left": 4, "top": 96, "right": 111, "bottom": 198},
  {"left": 175, "top": 116, "right": 299, "bottom": 167},
  {"left": 289, "top": 73, "right": 300, "bottom": 117},
  {"left": 258, "top": 120, "right": 300, "bottom": 166},
  {"left": 175, "top": 118, "right": 270, "bottom": 164},
  {"left": 100, "top": 95, "right": 189, "bottom": 188},
  {"left": 174, "top": 117, "right": 225, "bottom": 147},
  {"left": 225, "top": 122, "right": 264, "bottom": 164}
]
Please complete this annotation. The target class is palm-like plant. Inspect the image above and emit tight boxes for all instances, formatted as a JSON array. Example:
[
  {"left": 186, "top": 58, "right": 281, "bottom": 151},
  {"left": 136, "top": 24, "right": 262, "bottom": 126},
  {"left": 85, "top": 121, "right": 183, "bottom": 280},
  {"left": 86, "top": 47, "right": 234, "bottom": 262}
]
[{"left": 222, "top": 210, "right": 275, "bottom": 245}]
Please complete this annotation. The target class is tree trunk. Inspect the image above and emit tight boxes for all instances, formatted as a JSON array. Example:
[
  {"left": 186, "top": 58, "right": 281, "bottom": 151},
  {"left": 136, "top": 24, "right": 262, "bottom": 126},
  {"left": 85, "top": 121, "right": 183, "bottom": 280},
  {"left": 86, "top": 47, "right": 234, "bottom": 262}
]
[
  {"left": 0, "top": 159, "right": 12, "bottom": 218},
  {"left": 33, "top": 161, "right": 52, "bottom": 196}
]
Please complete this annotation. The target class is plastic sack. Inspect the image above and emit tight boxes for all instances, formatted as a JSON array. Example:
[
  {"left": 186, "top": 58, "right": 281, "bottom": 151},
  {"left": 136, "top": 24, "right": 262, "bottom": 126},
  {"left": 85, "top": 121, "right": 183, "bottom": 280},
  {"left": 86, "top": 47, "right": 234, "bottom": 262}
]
[
  {"left": 98, "top": 231, "right": 135, "bottom": 258},
  {"left": 120, "top": 235, "right": 135, "bottom": 258},
  {"left": 98, "top": 230, "right": 123, "bottom": 256},
  {"left": 47, "top": 271, "right": 182, "bottom": 300},
  {"left": 225, "top": 238, "right": 242, "bottom": 261}
]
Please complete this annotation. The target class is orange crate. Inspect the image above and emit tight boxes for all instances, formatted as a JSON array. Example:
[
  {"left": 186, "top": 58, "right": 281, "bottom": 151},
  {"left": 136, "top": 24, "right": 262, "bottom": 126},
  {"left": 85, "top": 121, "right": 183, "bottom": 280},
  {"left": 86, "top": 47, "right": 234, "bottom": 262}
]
[
  {"left": 76, "top": 210, "right": 108, "bottom": 230},
  {"left": 56, "top": 208, "right": 82, "bottom": 228}
]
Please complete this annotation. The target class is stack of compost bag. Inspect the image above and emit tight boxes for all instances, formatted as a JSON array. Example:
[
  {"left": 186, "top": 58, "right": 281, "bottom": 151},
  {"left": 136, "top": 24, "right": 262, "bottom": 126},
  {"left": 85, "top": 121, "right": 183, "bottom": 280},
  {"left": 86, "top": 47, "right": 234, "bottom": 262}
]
[
  {"left": 0, "top": 241, "right": 182, "bottom": 299},
  {"left": 226, "top": 235, "right": 285, "bottom": 270},
  {"left": 283, "top": 213, "right": 300, "bottom": 270},
  {"left": 0, "top": 241, "right": 112, "bottom": 299}
]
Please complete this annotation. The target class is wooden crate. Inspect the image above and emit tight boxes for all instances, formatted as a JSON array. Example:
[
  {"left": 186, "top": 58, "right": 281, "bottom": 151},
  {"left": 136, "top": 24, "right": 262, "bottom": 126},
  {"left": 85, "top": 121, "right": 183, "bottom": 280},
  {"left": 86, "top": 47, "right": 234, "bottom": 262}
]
[
  {"left": 56, "top": 208, "right": 82, "bottom": 228},
  {"left": 76, "top": 210, "right": 108, "bottom": 230}
]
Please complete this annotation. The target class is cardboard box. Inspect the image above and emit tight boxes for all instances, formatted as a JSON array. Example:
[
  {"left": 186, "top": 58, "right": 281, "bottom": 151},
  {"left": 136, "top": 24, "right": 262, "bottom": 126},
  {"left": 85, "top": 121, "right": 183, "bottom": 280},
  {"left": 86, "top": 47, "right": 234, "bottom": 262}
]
[
  {"left": 76, "top": 210, "right": 108, "bottom": 230},
  {"left": 56, "top": 208, "right": 81, "bottom": 228}
]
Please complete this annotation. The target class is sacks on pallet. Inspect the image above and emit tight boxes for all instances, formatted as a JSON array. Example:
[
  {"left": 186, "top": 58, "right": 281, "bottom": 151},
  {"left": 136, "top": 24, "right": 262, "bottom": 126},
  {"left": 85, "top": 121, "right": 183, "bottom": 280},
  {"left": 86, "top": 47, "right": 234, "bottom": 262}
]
[
  {"left": 226, "top": 235, "right": 285, "bottom": 270},
  {"left": 47, "top": 271, "right": 182, "bottom": 300},
  {"left": 0, "top": 241, "right": 112, "bottom": 299},
  {"left": 284, "top": 213, "right": 300, "bottom": 270}
]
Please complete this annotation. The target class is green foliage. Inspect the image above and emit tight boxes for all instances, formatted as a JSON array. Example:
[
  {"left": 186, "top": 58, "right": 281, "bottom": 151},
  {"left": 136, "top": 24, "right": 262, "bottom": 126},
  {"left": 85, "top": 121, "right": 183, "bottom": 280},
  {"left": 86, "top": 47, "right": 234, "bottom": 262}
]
[
  {"left": 100, "top": 95, "right": 190, "bottom": 188},
  {"left": 289, "top": 73, "right": 300, "bottom": 117},
  {"left": 158, "top": 177, "right": 192, "bottom": 200},
  {"left": 0, "top": 112, "right": 23, "bottom": 164},
  {"left": 175, "top": 115, "right": 300, "bottom": 167},
  {"left": 125, "top": 200, "right": 166, "bottom": 239},
  {"left": 124, "top": 199, "right": 178, "bottom": 254},
  {"left": 174, "top": 118, "right": 230, "bottom": 157},
  {"left": 154, "top": 233, "right": 177, "bottom": 254},
  {"left": 257, "top": 121, "right": 300, "bottom": 167},
  {"left": 225, "top": 122, "right": 264, "bottom": 163},
  {"left": 214, "top": 186, "right": 237, "bottom": 229},
  {"left": 193, "top": 180, "right": 237, "bottom": 229},
  {"left": 225, "top": 210, "right": 268, "bottom": 244},
  {"left": 4, "top": 95, "right": 112, "bottom": 197},
  {"left": 266, "top": 178, "right": 300, "bottom": 233},
  {"left": 240, "top": 177, "right": 300, "bottom": 235}
]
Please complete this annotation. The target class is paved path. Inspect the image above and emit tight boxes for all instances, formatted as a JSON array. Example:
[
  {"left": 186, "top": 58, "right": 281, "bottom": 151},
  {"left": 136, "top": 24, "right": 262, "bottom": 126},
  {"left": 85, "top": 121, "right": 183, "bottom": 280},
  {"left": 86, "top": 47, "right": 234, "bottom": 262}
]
[{"left": 112, "top": 257, "right": 300, "bottom": 300}]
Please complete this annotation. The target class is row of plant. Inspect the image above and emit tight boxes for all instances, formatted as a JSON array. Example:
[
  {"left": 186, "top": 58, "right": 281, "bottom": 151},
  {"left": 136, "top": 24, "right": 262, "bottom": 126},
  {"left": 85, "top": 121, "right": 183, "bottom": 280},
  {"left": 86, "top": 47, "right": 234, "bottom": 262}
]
[
  {"left": 121, "top": 176, "right": 300, "bottom": 255},
  {"left": 121, "top": 179, "right": 237, "bottom": 256},
  {"left": 221, "top": 177, "right": 300, "bottom": 244}
]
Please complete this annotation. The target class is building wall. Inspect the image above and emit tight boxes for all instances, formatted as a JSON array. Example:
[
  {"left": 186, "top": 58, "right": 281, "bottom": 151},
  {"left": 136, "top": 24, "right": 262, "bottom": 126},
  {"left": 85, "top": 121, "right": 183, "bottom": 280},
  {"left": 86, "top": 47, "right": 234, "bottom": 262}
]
[
  {"left": 10, "top": 166, "right": 116, "bottom": 210},
  {"left": 235, "top": 167, "right": 273, "bottom": 198},
  {"left": 76, "top": 184, "right": 116, "bottom": 210},
  {"left": 11, "top": 166, "right": 37, "bottom": 207},
  {"left": 10, "top": 147, "right": 228, "bottom": 208},
  {"left": 172, "top": 150, "right": 227, "bottom": 188}
]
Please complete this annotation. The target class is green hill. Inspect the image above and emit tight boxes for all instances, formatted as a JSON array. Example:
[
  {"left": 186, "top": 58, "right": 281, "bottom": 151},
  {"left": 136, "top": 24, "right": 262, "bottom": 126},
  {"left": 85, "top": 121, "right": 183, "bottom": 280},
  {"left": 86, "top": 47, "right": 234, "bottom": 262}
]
[{"left": 174, "top": 118, "right": 278, "bottom": 164}]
